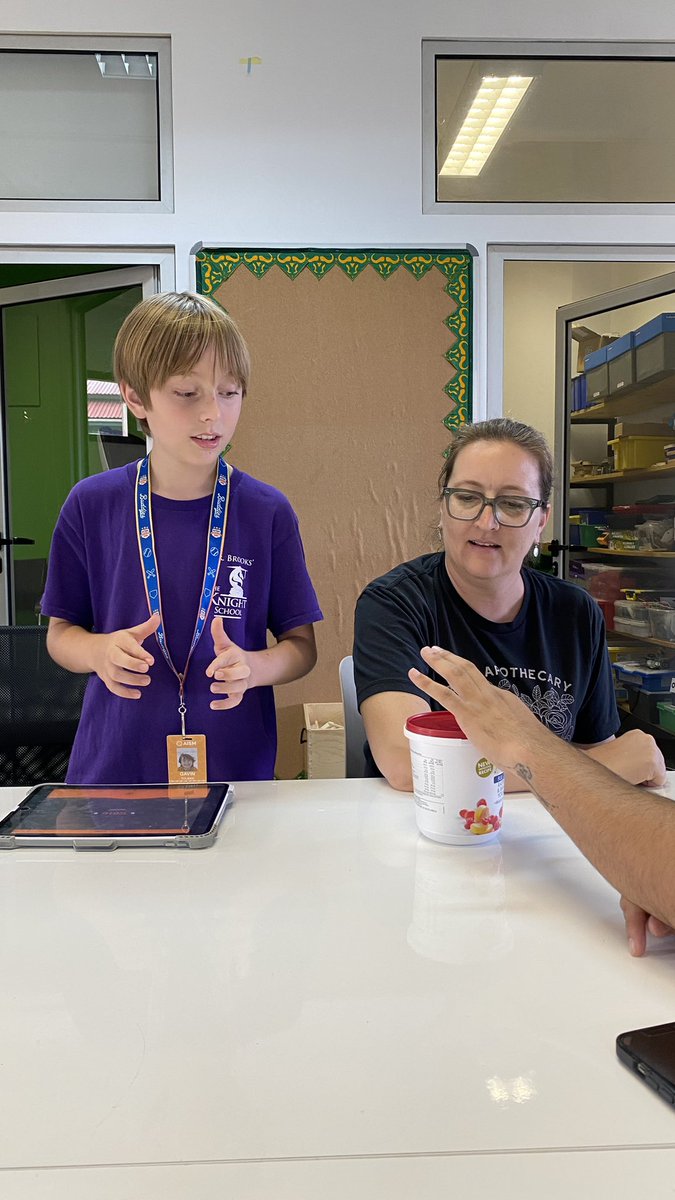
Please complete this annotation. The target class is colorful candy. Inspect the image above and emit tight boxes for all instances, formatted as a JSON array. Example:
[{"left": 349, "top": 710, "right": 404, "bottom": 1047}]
[{"left": 459, "top": 800, "right": 501, "bottom": 835}]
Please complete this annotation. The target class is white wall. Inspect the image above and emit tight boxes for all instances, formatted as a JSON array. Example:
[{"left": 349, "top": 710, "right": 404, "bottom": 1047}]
[{"left": 3, "top": 1, "right": 675, "bottom": 408}]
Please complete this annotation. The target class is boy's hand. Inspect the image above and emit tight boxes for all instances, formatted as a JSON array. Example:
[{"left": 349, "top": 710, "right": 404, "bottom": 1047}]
[
  {"left": 91, "top": 612, "right": 160, "bottom": 699},
  {"left": 207, "top": 616, "right": 252, "bottom": 710}
]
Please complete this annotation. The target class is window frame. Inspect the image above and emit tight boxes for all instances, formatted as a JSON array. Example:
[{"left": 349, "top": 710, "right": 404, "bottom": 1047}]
[
  {"left": 422, "top": 38, "right": 675, "bottom": 214},
  {"left": 0, "top": 33, "right": 173, "bottom": 213}
]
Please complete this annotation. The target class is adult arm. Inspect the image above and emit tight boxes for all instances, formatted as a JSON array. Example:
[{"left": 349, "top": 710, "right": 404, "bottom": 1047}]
[
  {"left": 353, "top": 567, "right": 439, "bottom": 787},
  {"left": 207, "top": 618, "right": 317, "bottom": 710},
  {"left": 360, "top": 691, "right": 431, "bottom": 791},
  {"left": 568, "top": 594, "right": 665, "bottom": 785},
  {"left": 409, "top": 646, "right": 675, "bottom": 950}
]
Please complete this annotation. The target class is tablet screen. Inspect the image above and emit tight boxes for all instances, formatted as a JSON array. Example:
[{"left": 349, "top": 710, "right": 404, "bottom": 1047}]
[{"left": 0, "top": 784, "right": 230, "bottom": 838}]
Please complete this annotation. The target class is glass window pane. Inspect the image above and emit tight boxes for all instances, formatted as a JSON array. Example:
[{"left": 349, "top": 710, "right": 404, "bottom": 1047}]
[
  {"left": 436, "top": 56, "right": 675, "bottom": 203},
  {"left": 0, "top": 50, "right": 159, "bottom": 201}
]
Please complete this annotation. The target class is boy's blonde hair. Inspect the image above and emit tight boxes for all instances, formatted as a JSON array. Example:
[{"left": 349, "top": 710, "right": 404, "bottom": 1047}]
[{"left": 114, "top": 291, "right": 251, "bottom": 433}]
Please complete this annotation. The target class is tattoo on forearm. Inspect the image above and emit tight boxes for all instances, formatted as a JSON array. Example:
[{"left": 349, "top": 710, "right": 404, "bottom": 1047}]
[
  {"left": 514, "top": 762, "right": 557, "bottom": 812},
  {"left": 515, "top": 762, "right": 533, "bottom": 785}
]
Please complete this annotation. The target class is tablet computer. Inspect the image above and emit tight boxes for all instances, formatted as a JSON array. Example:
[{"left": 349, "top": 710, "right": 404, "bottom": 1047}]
[{"left": 0, "top": 783, "right": 233, "bottom": 850}]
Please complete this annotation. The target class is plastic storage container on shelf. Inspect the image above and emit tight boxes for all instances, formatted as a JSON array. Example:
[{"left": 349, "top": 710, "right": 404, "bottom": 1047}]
[
  {"left": 571, "top": 374, "right": 588, "bottom": 411},
  {"left": 606, "top": 331, "right": 635, "bottom": 394},
  {"left": 613, "top": 663, "right": 675, "bottom": 693},
  {"left": 612, "top": 503, "right": 675, "bottom": 516},
  {"left": 615, "top": 599, "right": 651, "bottom": 622},
  {"left": 634, "top": 312, "right": 675, "bottom": 385},
  {"left": 607, "top": 435, "right": 671, "bottom": 471},
  {"left": 613, "top": 616, "right": 652, "bottom": 638},
  {"left": 656, "top": 701, "right": 675, "bottom": 734},
  {"left": 584, "top": 344, "right": 610, "bottom": 402},
  {"left": 647, "top": 605, "right": 675, "bottom": 642},
  {"left": 579, "top": 523, "right": 607, "bottom": 547},
  {"left": 568, "top": 514, "right": 582, "bottom": 546},
  {"left": 579, "top": 562, "right": 639, "bottom": 598},
  {"left": 571, "top": 508, "right": 609, "bottom": 524}
]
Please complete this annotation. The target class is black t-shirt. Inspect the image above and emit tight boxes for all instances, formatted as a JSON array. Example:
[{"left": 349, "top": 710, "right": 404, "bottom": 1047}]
[{"left": 353, "top": 553, "right": 619, "bottom": 776}]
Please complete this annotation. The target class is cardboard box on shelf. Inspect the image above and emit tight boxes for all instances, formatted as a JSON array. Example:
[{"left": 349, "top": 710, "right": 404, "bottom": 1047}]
[
  {"left": 571, "top": 326, "right": 618, "bottom": 375},
  {"left": 302, "top": 702, "right": 345, "bottom": 779},
  {"left": 614, "top": 421, "right": 674, "bottom": 439},
  {"left": 275, "top": 703, "right": 306, "bottom": 779}
]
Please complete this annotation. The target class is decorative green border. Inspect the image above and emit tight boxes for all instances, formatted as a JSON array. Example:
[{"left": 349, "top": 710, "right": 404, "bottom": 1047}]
[{"left": 196, "top": 248, "right": 472, "bottom": 429}]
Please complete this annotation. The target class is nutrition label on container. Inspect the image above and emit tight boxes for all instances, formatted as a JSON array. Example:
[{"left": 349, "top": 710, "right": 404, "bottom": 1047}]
[{"left": 410, "top": 749, "right": 445, "bottom": 808}]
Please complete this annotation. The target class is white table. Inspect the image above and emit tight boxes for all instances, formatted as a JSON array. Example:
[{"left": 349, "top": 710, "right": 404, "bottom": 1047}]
[{"left": 0, "top": 777, "right": 673, "bottom": 1198}]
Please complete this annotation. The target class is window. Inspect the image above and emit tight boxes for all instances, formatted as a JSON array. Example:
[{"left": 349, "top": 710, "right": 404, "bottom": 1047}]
[
  {"left": 0, "top": 35, "right": 173, "bottom": 211},
  {"left": 423, "top": 41, "right": 675, "bottom": 208}
]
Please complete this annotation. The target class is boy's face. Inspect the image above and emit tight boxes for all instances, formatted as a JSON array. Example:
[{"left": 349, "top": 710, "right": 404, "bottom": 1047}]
[{"left": 122, "top": 348, "right": 243, "bottom": 472}]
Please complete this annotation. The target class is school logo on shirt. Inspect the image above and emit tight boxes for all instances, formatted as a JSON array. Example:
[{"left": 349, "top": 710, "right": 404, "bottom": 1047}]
[{"left": 212, "top": 555, "right": 254, "bottom": 620}]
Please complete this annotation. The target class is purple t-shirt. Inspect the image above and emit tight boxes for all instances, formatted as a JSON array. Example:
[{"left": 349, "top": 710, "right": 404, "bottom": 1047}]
[{"left": 41, "top": 463, "right": 323, "bottom": 784}]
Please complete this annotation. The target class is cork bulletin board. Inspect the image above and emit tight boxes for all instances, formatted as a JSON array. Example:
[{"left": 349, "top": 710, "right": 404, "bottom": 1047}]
[{"left": 196, "top": 248, "right": 473, "bottom": 775}]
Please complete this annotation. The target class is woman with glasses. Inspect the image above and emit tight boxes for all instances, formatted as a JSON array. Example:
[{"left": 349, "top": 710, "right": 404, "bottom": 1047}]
[{"left": 353, "top": 418, "right": 665, "bottom": 792}]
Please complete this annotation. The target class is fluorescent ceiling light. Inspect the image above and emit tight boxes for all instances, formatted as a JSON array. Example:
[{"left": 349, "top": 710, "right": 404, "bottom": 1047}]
[
  {"left": 439, "top": 75, "right": 534, "bottom": 177},
  {"left": 95, "top": 53, "right": 156, "bottom": 79}
]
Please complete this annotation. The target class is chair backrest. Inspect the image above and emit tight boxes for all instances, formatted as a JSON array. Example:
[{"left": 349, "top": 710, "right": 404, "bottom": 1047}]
[
  {"left": 338, "top": 655, "right": 367, "bottom": 778},
  {"left": 0, "top": 625, "right": 89, "bottom": 784}
]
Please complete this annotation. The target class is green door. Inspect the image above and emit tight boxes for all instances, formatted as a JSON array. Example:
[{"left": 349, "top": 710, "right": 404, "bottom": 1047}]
[{"left": 1, "top": 279, "right": 148, "bottom": 624}]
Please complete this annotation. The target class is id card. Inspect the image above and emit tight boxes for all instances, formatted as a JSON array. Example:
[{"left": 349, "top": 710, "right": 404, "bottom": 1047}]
[{"left": 167, "top": 734, "right": 207, "bottom": 784}]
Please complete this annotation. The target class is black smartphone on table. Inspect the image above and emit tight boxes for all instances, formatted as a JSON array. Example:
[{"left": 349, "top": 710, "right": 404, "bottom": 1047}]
[{"left": 617, "top": 1021, "right": 675, "bottom": 1107}]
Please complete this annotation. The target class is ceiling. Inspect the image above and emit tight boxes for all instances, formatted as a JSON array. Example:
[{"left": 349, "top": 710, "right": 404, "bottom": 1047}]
[{"left": 436, "top": 57, "right": 675, "bottom": 202}]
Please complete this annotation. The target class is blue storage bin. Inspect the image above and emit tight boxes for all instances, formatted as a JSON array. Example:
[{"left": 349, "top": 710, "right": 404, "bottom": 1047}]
[
  {"left": 584, "top": 346, "right": 609, "bottom": 371},
  {"left": 635, "top": 313, "right": 675, "bottom": 383},
  {"left": 633, "top": 313, "right": 675, "bottom": 348},
  {"left": 606, "top": 332, "right": 634, "bottom": 360},
  {"left": 584, "top": 345, "right": 610, "bottom": 401},
  {"left": 571, "top": 374, "right": 588, "bottom": 411},
  {"left": 613, "top": 663, "right": 675, "bottom": 693},
  {"left": 570, "top": 508, "right": 608, "bottom": 524},
  {"left": 606, "top": 332, "right": 635, "bottom": 394}
]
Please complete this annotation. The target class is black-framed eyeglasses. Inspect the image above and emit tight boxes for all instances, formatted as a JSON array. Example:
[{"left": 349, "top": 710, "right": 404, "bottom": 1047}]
[{"left": 442, "top": 488, "right": 547, "bottom": 528}]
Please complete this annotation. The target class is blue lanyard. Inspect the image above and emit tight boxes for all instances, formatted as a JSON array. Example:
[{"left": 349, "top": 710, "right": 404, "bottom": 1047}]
[{"left": 135, "top": 455, "right": 231, "bottom": 722}]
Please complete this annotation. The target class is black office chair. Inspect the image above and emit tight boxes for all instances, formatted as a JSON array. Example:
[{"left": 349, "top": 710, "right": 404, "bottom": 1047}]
[{"left": 0, "top": 626, "right": 89, "bottom": 785}]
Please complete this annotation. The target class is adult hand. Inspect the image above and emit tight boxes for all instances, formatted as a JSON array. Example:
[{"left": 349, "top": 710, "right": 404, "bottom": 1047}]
[
  {"left": 616, "top": 730, "right": 667, "bottom": 788},
  {"left": 90, "top": 611, "right": 160, "bottom": 699},
  {"left": 584, "top": 729, "right": 667, "bottom": 788},
  {"left": 206, "top": 616, "right": 252, "bottom": 710},
  {"left": 621, "top": 896, "right": 675, "bottom": 957},
  {"left": 409, "top": 645, "right": 538, "bottom": 769}
]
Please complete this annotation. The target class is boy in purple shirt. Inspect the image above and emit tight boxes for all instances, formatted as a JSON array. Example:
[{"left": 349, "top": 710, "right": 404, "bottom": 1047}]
[{"left": 42, "top": 292, "right": 322, "bottom": 784}]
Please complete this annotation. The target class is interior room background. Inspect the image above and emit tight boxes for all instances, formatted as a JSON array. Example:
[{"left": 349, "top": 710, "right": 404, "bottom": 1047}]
[{"left": 3, "top": 0, "right": 675, "bottom": 771}]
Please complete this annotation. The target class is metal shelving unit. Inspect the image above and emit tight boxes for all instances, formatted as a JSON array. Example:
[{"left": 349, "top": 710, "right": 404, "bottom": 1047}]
[{"left": 554, "top": 270, "right": 675, "bottom": 766}]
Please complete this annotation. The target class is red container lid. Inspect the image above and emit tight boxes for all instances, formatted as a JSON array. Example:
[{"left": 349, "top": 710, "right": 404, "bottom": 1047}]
[
  {"left": 405, "top": 711, "right": 467, "bottom": 739},
  {"left": 612, "top": 504, "right": 675, "bottom": 515}
]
